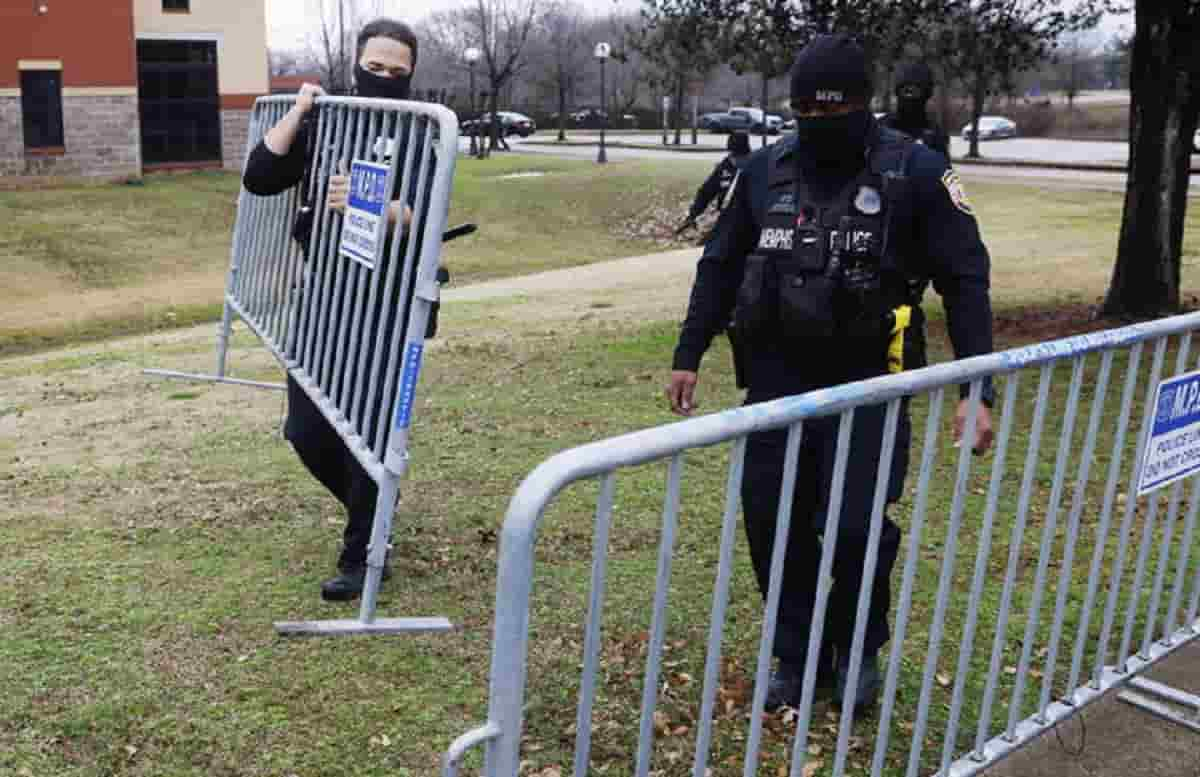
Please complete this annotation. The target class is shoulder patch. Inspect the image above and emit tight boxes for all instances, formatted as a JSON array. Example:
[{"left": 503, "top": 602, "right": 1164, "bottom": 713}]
[{"left": 941, "top": 170, "right": 974, "bottom": 215}]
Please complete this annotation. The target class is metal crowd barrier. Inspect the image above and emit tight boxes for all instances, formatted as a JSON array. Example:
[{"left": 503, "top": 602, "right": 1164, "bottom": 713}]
[
  {"left": 447, "top": 312, "right": 1200, "bottom": 776},
  {"left": 146, "top": 95, "right": 460, "bottom": 637}
]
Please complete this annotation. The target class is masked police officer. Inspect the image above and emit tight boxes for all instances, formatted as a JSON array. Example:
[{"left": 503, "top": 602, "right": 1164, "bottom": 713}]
[
  {"left": 879, "top": 62, "right": 951, "bottom": 159},
  {"left": 678, "top": 132, "right": 753, "bottom": 234},
  {"left": 665, "top": 34, "right": 995, "bottom": 713}
]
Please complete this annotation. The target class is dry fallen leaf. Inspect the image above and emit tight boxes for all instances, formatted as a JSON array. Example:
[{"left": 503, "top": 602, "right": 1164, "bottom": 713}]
[
  {"left": 803, "top": 758, "right": 825, "bottom": 777},
  {"left": 808, "top": 744, "right": 823, "bottom": 757},
  {"left": 672, "top": 725, "right": 690, "bottom": 736},
  {"left": 936, "top": 673, "right": 952, "bottom": 687}
]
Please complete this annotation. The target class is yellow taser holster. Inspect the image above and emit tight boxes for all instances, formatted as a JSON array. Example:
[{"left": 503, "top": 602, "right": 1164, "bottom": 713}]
[{"left": 888, "top": 305, "right": 913, "bottom": 374}]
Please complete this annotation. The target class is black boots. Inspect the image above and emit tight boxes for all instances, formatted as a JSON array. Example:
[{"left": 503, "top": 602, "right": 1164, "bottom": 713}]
[
  {"left": 765, "top": 651, "right": 882, "bottom": 714},
  {"left": 319, "top": 563, "right": 392, "bottom": 602},
  {"left": 835, "top": 654, "right": 882, "bottom": 715},
  {"left": 765, "top": 655, "right": 837, "bottom": 711}
]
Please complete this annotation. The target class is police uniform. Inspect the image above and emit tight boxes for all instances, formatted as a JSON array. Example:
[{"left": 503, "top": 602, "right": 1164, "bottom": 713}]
[
  {"left": 671, "top": 34, "right": 993, "bottom": 710},
  {"left": 686, "top": 133, "right": 752, "bottom": 224}
]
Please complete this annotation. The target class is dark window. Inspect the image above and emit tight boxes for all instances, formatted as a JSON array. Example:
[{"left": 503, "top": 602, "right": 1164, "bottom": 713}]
[
  {"left": 20, "top": 70, "right": 65, "bottom": 149},
  {"left": 163, "top": 0, "right": 190, "bottom": 11},
  {"left": 137, "top": 39, "right": 221, "bottom": 164}
]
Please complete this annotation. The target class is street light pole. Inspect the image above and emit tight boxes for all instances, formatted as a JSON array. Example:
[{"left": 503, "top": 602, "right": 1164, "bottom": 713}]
[
  {"left": 594, "top": 42, "right": 611, "bottom": 165},
  {"left": 464, "top": 47, "right": 481, "bottom": 158}
]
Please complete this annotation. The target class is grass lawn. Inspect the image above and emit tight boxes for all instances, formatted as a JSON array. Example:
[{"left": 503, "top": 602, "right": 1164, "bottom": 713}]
[
  {"left": 3, "top": 161, "right": 1200, "bottom": 775},
  {"left": 3, "top": 291, "right": 1200, "bottom": 776},
  {"left": 0, "top": 156, "right": 705, "bottom": 358}
]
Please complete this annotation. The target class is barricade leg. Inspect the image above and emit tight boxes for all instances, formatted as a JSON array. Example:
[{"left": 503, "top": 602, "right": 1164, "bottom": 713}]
[{"left": 1119, "top": 677, "right": 1200, "bottom": 733}]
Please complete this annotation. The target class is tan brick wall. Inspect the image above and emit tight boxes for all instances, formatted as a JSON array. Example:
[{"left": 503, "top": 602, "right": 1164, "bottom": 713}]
[
  {"left": 221, "top": 108, "right": 252, "bottom": 171},
  {"left": 0, "top": 94, "right": 140, "bottom": 179}
]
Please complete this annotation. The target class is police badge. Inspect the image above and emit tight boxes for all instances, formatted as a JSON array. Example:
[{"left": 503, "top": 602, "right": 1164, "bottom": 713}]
[{"left": 853, "top": 185, "right": 882, "bottom": 216}]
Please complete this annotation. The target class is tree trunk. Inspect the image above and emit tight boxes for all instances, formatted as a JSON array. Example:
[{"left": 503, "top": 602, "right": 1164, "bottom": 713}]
[
  {"left": 557, "top": 80, "right": 567, "bottom": 142},
  {"left": 674, "top": 75, "right": 685, "bottom": 146},
  {"left": 966, "top": 70, "right": 986, "bottom": 159},
  {"left": 760, "top": 73, "right": 769, "bottom": 149},
  {"left": 1102, "top": 3, "right": 1199, "bottom": 318}
]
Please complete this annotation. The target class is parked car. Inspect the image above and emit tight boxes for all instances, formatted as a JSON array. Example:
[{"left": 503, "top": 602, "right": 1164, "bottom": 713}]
[
  {"left": 961, "top": 116, "right": 1018, "bottom": 141},
  {"left": 705, "top": 107, "right": 784, "bottom": 134},
  {"left": 461, "top": 111, "right": 537, "bottom": 137}
]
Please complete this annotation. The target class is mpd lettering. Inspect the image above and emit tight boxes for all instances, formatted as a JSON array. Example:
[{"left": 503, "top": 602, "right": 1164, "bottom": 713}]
[
  {"left": 759, "top": 228, "right": 793, "bottom": 250},
  {"left": 815, "top": 90, "right": 844, "bottom": 103}
]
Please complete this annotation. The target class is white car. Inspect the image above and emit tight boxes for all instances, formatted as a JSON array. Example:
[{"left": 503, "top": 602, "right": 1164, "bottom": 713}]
[
  {"left": 961, "top": 116, "right": 1018, "bottom": 141},
  {"left": 1193, "top": 127, "right": 1199, "bottom": 153},
  {"left": 727, "top": 107, "right": 784, "bottom": 134}
]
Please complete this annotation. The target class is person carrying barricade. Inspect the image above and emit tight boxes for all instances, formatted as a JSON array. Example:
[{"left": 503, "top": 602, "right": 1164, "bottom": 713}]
[
  {"left": 242, "top": 18, "right": 425, "bottom": 602},
  {"left": 665, "top": 34, "right": 995, "bottom": 714}
]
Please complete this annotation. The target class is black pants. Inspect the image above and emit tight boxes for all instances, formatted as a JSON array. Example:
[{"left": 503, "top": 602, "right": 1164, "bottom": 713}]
[
  {"left": 741, "top": 401, "right": 909, "bottom": 665},
  {"left": 285, "top": 376, "right": 377, "bottom": 569}
]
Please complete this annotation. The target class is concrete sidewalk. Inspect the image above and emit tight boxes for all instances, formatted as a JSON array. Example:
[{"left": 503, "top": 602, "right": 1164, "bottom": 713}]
[{"left": 984, "top": 642, "right": 1200, "bottom": 777}]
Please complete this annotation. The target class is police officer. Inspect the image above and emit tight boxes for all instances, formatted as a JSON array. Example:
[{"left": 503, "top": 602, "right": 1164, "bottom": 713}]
[
  {"left": 879, "top": 62, "right": 951, "bottom": 159},
  {"left": 665, "top": 34, "right": 995, "bottom": 713},
  {"left": 678, "top": 132, "right": 752, "bottom": 234}
]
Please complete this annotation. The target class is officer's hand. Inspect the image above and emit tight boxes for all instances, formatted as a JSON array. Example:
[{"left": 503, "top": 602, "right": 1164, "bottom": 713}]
[
  {"left": 327, "top": 161, "right": 348, "bottom": 213},
  {"left": 675, "top": 218, "right": 697, "bottom": 236},
  {"left": 955, "top": 399, "right": 994, "bottom": 455},
  {"left": 666, "top": 370, "right": 699, "bottom": 416},
  {"left": 296, "top": 83, "right": 326, "bottom": 116}
]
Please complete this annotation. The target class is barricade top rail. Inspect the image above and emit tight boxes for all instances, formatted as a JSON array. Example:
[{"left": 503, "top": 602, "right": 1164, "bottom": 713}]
[{"left": 502, "top": 311, "right": 1200, "bottom": 536}]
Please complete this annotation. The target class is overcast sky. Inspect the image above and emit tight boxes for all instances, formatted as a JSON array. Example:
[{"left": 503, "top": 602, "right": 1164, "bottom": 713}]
[
  {"left": 267, "top": 0, "right": 1130, "bottom": 53},
  {"left": 267, "top": 0, "right": 641, "bottom": 50}
]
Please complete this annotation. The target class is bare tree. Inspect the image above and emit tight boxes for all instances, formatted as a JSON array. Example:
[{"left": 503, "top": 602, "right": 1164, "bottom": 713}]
[
  {"left": 427, "top": 0, "right": 543, "bottom": 158},
  {"left": 535, "top": 2, "right": 591, "bottom": 140},
  {"left": 308, "top": 0, "right": 383, "bottom": 94},
  {"left": 602, "top": 10, "right": 649, "bottom": 120}
]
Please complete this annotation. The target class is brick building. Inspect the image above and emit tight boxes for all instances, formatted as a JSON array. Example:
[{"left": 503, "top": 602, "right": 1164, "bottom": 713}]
[{"left": 0, "top": 0, "right": 268, "bottom": 180}]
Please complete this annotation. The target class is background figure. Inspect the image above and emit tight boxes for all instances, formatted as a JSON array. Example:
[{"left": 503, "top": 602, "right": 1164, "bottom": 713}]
[
  {"left": 242, "top": 18, "right": 420, "bottom": 602},
  {"left": 879, "top": 62, "right": 951, "bottom": 160},
  {"left": 678, "top": 131, "right": 752, "bottom": 235}
]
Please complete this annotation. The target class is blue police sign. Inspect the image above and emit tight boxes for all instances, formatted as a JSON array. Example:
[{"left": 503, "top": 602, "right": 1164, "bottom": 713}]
[
  {"left": 339, "top": 159, "right": 391, "bottom": 269},
  {"left": 1138, "top": 370, "right": 1200, "bottom": 496}
]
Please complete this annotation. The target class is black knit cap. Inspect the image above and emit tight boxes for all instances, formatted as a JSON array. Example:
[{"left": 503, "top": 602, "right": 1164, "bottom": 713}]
[
  {"left": 789, "top": 34, "right": 871, "bottom": 107},
  {"left": 896, "top": 62, "right": 934, "bottom": 95},
  {"left": 727, "top": 132, "right": 750, "bottom": 155}
]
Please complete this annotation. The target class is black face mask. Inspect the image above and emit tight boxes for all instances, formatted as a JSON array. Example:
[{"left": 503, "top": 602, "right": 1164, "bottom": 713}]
[
  {"left": 354, "top": 65, "right": 412, "bottom": 100},
  {"left": 896, "top": 97, "right": 928, "bottom": 124},
  {"left": 794, "top": 109, "right": 871, "bottom": 164}
]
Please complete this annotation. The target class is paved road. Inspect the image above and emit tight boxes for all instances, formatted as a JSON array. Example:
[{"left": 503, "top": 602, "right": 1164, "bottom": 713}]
[{"left": 490, "top": 135, "right": 1200, "bottom": 197}]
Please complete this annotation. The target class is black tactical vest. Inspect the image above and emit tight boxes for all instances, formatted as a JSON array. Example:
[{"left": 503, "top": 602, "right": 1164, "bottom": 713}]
[{"left": 734, "top": 131, "right": 920, "bottom": 349}]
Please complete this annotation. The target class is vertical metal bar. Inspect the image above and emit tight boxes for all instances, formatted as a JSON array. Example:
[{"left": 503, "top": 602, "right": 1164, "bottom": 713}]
[
  {"left": 267, "top": 151, "right": 302, "bottom": 350},
  {"left": 248, "top": 101, "right": 288, "bottom": 320},
  {"left": 904, "top": 381, "right": 981, "bottom": 777},
  {"left": 355, "top": 112, "right": 419, "bottom": 436},
  {"left": 236, "top": 102, "right": 271, "bottom": 312},
  {"left": 572, "top": 473, "right": 616, "bottom": 777},
  {"left": 1139, "top": 335, "right": 1193, "bottom": 656},
  {"left": 293, "top": 102, "right": 334, "bottom": 364},
  {"left": 786, "top": 411, "right": 854, "bottom": 777},
  {"left": 340, "top": 109, "right": 393, "bottom": 421},
  {"left": 1165, "top": 476, "right": 1200, "bottom": 643},
  {"left": 1008, "top": 356, "right": 1085, "bottom": 733},
  {"left": 309, "top": 102, "right": 355, "bottom": 382},
  {"left": 634, "top": 454, "right": 685, "bottom": 777},
  {"left": 692, "top": 438, "right": 747, "bottom": 777},
  {"left": 319, "top": 104, "right": 369, "bottom": 397},
  {"left": 1095, "top": 336, "right": 1167, "bottom": 682},
  {"left": 1067, "top": 343, "right": 1143, "bottom": 694},
  {"left": 975, "top": 364, "right": 1054, "bottom": 756},
  {"left": 1117, "top": 338, "right": 1178, "bottom": 670},
  {"left": 303, "top": 105, "right": 348, "bottom": 373},
  {"left": 356, "top": 465, "right": 398, "bottom": 621},
  {"left": 1187, "top": 515, "right": 1200, "bottom": 629},
  {"left": 872, "top": 388, "right": 945, "bottom": 776},
  {"left": 286, "top": 101, "right": 330, "bottom": 362},
  {"left": 832, "top": 399, "right": 901, "bottom": 777},
  {"left": 373, "top": 116, "right": 435, "bottom": 460},
  {"left": 939, "top": 374, "right": 1019, "bottom": 772},
  {"left": 329, "top": 107, "right": 380, "bottom": 408},
  {"left": 1038, "top": 352, "right": 1114, "bottom": 718},
  {"left": 743, "top": 423, "right": 805, "bottom": 776}
]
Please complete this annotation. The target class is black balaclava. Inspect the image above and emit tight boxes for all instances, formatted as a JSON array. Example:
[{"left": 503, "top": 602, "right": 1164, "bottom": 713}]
[
  {"left": 354, "top": 64, "right": 412, "bottom": 100},
  {"left": 789, "top": 34, "right": 872, "bottom": 166},
  {"left": 895, "top": 62, "right": 934, "bottom": 129},
  {"left": 727, "top": 132, "right": 751, "bottom": 156}
]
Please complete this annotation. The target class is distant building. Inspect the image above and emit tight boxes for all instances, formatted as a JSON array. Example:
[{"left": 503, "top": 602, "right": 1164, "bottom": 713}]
[{"left": 0, "top": 0, "right": 268, "bottom": 180}]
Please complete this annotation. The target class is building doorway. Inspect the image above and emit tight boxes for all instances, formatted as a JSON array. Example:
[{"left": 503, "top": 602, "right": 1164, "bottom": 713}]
[{"left": 137, "top": 39, "right": 221, "bottom": 166}]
